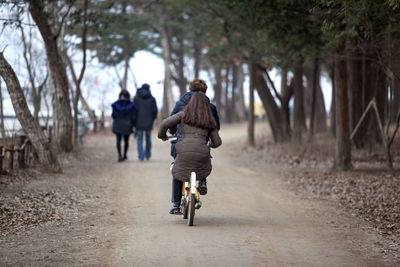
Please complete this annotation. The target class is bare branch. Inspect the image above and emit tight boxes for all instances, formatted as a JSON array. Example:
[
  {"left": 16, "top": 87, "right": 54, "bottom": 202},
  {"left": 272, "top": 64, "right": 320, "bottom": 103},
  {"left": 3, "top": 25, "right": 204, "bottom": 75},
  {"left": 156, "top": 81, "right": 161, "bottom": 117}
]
[
  {"left": 54, "top": 4, "right": 72, "bottom": 40},
  {"left": 0, "top": 18, "right": 36, "bottom": 27},
  {"left": 265, "top": 70, "right": 282, "bottom": 103},
  {"left": 77, "top": 0, "right": 88, "bottom": 85}
]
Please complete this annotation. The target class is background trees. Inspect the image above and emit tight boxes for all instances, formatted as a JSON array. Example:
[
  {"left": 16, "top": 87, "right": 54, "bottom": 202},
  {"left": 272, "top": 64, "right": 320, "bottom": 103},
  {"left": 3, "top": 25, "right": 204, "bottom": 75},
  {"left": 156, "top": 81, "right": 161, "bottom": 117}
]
[{"left": 1, "top": 0, "right": 400, "bottom": 171}]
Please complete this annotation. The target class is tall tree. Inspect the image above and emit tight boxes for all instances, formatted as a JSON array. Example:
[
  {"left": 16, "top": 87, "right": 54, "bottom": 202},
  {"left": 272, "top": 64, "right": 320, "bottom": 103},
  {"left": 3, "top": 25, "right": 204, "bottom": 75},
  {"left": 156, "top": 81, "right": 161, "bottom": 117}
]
[
  {"left": 29, "top": 1, "right": 73, "bottom": 152},
  {"left": 65, "top": 0, "right": 89, "bottom": 146},
  {"left": 158, "top": 13, "right": 174, "bottom": 117},
  {"left": 248, "top": 63, "right": 255, "bottom": 146},
  {"left": 293, "top": 58, "right": 306, "bottom": 144},
  {"left": 0, "top": 52, "right": 61, "bottom": 173},
  {"left": 0, "top": 78, "right": 5, "bottom": 141}
]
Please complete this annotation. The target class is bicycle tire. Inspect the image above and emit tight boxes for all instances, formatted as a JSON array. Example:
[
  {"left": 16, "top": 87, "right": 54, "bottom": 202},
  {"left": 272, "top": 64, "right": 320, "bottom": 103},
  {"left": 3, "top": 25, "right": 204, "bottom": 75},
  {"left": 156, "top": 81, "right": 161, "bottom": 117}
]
[
  {"left": 188, "top": 193, "right": 195, "bottom": 226},
  {"left": 183, "top": 196, "right": 189, "bottom": 219}
]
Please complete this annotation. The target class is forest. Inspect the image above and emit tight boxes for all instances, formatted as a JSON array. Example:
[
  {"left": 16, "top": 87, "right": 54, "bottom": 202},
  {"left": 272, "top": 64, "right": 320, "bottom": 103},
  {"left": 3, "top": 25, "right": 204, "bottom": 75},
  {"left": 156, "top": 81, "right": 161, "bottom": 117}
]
[
  {"left": 1, "top": 0, "right": 400, "bottom": 173},
  {"left": 1, "top": 0, "right": 400, "bottom": 265}
]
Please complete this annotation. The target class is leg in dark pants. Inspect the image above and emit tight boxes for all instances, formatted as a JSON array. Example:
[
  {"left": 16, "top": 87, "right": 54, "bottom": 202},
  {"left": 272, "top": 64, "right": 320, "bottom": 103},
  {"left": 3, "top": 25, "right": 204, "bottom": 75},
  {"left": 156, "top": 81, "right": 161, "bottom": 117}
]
[
  {"left": 170, "top": 177, "right": 182, "bottom": 214},
  {"left": 123, "top": 134, "right": 130, "bottom": 160},
  {"left": 137, "top": 130, "right": 144, "bottom": 160},
  {"left": 144, "top": 130, "right": 152, "bottom": 160},
  {"left": 116, "top": 134, "right": 123, "bottom": 161},
  {"left": 171, "top": 177, "right": 183, "bottom": 204}
]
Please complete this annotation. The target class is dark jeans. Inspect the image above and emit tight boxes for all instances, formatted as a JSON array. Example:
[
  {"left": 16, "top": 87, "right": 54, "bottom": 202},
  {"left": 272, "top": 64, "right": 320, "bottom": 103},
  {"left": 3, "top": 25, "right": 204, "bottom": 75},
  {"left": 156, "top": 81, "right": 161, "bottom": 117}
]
[
  {"left": 116, "top": 134, "right": 130, "bottom": 157},
  {"left": 172, "top": 177, "right": 183, "bottom": 204},
  {"left": 136, "top": 130, "right": 151, "bottom": 160}
]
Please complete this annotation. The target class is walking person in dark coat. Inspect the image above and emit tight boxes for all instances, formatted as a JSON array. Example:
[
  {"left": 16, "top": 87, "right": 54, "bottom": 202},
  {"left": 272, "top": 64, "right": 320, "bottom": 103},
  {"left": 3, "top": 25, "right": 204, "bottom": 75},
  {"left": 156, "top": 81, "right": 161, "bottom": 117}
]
[
  {"left": 159, "top": 91, "right": 222, "bottom": 214},
  {"left": 134, "top": 83, "right": 158, "bottom": 161},
  {"left": 111, "top": 89, "right": 137, "bottom": 162},
  {"left": 166, "top": 78, "right": 220, "bottom": 214}
]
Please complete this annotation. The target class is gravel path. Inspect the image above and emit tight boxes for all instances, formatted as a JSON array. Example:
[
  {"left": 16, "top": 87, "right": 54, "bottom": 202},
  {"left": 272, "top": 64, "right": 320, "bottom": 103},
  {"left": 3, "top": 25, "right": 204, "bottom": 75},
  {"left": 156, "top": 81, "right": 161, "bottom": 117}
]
[{"left": 0, "top": 123, "right": 399, "bottom": 266}]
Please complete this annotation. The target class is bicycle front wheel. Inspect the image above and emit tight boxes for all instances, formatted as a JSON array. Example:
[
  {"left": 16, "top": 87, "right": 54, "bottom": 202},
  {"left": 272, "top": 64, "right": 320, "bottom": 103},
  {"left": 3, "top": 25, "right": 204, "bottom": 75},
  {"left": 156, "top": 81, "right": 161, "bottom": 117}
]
[{"left": 188, "top": 193, "right": 195, "bottom": 226}]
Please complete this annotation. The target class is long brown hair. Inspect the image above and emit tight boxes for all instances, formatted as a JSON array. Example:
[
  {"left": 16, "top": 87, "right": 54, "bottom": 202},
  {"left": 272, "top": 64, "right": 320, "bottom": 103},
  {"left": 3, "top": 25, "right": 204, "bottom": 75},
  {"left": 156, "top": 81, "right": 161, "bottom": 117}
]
[{"left": 182, "top": 92, "right": 217, "bottom": 129}]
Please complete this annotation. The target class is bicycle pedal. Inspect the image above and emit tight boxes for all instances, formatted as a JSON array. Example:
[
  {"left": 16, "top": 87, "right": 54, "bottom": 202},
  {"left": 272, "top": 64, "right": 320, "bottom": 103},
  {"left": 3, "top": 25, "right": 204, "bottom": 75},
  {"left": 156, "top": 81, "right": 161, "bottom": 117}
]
[{"left": 195, "top": 201, "right": 202, "bottom": 209}]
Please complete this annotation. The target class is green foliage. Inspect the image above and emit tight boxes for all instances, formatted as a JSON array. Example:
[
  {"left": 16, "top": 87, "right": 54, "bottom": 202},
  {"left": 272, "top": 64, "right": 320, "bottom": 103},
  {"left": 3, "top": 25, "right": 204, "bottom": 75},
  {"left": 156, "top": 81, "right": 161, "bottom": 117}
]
[
  {"left": 75, "top": 0, "right": 152, "bottom": 66},
  {"left": 5, "top": 0, "right": 400, "bottom": 78}
]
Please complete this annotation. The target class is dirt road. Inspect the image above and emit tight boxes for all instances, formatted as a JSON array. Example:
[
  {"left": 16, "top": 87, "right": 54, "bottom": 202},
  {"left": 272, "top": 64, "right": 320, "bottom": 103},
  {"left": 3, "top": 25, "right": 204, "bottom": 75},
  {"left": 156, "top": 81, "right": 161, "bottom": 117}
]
[{"left": 0, "top": 123, "right": 398, "bottom": 266}]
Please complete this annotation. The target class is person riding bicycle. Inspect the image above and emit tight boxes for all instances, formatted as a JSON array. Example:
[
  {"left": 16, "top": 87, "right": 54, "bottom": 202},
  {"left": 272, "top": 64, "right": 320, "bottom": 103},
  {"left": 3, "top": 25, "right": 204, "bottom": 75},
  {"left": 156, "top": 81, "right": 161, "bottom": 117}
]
[
  {"left": 167, "top": 79, "right": 220, "bottom": 214},
  {"left": 158, "top": 91, "right": 222, "bottom": 214}
]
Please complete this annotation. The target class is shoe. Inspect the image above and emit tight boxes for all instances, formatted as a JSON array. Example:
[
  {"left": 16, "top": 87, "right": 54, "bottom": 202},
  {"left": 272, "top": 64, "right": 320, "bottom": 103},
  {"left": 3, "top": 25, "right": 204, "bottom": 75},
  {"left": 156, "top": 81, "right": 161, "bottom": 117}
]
[
  {"left": 198, "top": 179, "right": 207, "bottom": 195},
  {"left": 123, "top": 155, "right": 128, "bottom": 161},
  {"left": 118, "top": 156, "right": 124, "bottom": 162},
  {"left": 169, "top": 202, "right": 182, "bottom": 215}
]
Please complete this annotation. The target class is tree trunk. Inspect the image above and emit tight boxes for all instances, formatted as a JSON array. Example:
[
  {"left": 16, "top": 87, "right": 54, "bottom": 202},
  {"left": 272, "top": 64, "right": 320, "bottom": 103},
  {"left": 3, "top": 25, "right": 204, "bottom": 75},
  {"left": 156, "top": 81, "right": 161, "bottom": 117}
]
[
  {"left": 348, "top": 52, "right": 364, "bottom": 148},
  {"left": 254, "top": 63, "right": 289, "bottom": 143},
  {"left": 213, "top": 65, "right": 223, "bottom": 113},
  {"left": 235, "top": 64, "right": 246, "bottom": 121},
  {"left": 330, "top": 61, "right": 336, "bottom": 137},
  {"left": 231, "top": 64, "right": 238, "bottom": 121},
  {"left": 248, "top": 63, "right": 255, "bottom": 146},
  {"left": 309, "top": 56, "right": 319, "bottom": 137},
  {"left": 315, "top": 83, "right": 327, "bottom": 132},
  {"left": 293, "top": 58, "right": 306, "bottom": 144},
  {"left": 193, "top": 40, "right": 201, "bottom": 78},
  {"left": 121, "top": 1, "right": 129, "bottom": 90},
  {"left": 280, "top": 68, "right": 292, "bottom": 138},
  {"left": 159, "top": 23, "right": 174, "bottom": 117},
  {"left": 0, "top": 53, "right": 62, "bottom": 173},
  {"left": 374, "top": 66, "right": 388, "bottom": 144},
  {"left": 334, "top": 48, "right": 352, "bottom": 170},
  {"left": 391, "top": 73, "right": 400, "bottom": 123},
  {"left": 176, "top": 35, "right": 187, "bottom": 97},
  {"left": 358, "top": 51, "right": 384, "bottom": 149},
  {"left": 20, "top": 24, "right": 44, "bottom": 122},
  {"left": 122, "top": 48, "right": 129, "bottom": 90},
  {"left": 29, "top": 3, "right": 73, "bottom": 153},
  {"left": 68, "top": 0, "right": 88, "bottom": 147},
  {"left": 224, "top": 65, "right": 232, "bottom": 123},
  {"left": 0, "top": 79, "right": 5, "bottom": 141},
  {"left": 79, "top": 94, "right": 96, "bottom": 123}
]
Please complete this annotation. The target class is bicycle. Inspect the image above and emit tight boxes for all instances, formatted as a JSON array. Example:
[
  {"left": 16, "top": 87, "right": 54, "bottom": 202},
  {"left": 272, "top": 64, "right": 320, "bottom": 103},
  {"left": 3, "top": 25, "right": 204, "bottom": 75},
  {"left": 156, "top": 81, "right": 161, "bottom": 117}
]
[
  {"left": 168, "top": 136, "right": 202, "bottom": 226},
  {"left": 181, "top": 171, "right": 201, "bottom": 226}
]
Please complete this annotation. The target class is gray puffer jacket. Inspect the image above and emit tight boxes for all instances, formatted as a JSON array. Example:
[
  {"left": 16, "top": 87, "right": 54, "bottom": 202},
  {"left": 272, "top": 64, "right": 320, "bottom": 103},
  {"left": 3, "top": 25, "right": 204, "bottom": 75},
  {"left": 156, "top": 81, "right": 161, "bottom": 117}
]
[{"left": 158, "top": 111, "right": 222, "bottom": 181}]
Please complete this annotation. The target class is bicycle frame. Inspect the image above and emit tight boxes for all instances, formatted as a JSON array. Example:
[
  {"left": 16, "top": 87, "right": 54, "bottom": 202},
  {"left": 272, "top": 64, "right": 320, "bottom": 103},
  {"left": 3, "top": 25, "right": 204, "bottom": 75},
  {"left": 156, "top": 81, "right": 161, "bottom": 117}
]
[{"left": 183, "top": 172, "right": 198, "bottom": 198}]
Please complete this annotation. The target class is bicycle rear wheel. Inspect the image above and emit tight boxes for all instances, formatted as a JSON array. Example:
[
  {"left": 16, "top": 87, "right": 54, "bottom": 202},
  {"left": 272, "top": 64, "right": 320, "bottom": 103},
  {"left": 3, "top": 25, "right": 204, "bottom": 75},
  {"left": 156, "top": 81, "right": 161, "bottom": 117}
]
[
  {"left": 188, "top": 193, "right": 195, "bottom": 226},
  {"left": 183, "top": 196, "right": 189, "bottom": 219}
]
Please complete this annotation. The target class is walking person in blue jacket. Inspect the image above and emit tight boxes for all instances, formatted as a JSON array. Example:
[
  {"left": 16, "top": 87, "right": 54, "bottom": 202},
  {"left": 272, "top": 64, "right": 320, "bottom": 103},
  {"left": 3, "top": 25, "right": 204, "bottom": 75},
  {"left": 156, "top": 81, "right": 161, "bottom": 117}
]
[
  {"left": 111, "top": 89, "right": 137, "bottom": 162},
  {"left": 134, "top": 83, "right": 158, "bottom": 161}
]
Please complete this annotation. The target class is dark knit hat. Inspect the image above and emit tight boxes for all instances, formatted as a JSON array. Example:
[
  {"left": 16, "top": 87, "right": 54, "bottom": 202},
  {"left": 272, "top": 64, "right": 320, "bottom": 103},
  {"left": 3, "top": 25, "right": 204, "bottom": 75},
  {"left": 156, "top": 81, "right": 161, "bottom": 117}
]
[
  {"left": 140, "top": 83, "right": 150, "bottom": 90},
  {"left": 189, "top": 78, "right": 207, "bottom": 93}
]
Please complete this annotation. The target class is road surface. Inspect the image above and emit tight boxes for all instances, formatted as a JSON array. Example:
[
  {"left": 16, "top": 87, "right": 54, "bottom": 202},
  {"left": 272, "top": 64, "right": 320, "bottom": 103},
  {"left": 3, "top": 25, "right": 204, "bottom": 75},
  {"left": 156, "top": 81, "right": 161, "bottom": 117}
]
[{"left": 0, "top": 122, "right": 397, "bottom": 266}]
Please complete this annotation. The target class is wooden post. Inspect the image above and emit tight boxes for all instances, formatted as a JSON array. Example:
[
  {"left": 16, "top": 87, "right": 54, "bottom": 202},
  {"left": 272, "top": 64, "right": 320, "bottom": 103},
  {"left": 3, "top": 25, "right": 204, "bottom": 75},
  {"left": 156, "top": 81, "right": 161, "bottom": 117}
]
[
  {"left": 0, "top": 146, "right": 3, "bottom": 172},
  {"left": 100, "top": 111, "right": 105, "bottom": 131},
  {"left": 18, "top": 135, "right": 26, "bottom": 169},
  {"left": 93, "top": 110, "right": 97, "bottom": 133},
  {"left": 8, "top": 145, "right": 15, "bottom": 170}
]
